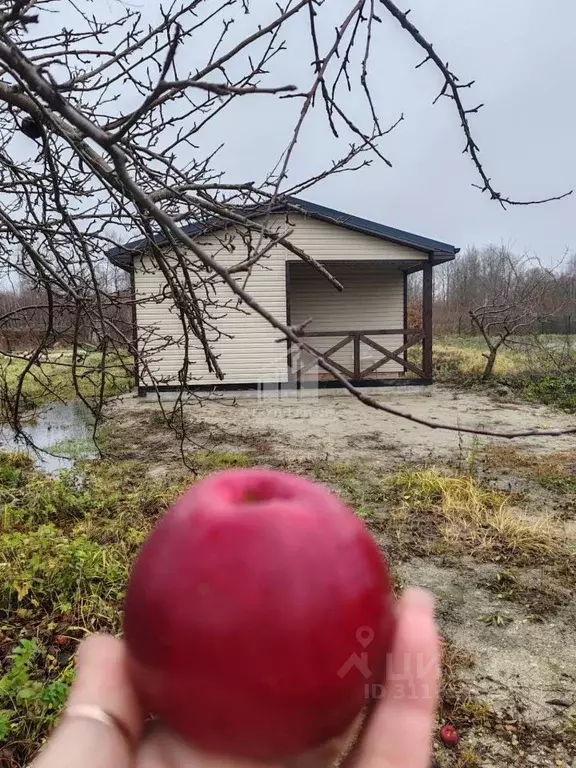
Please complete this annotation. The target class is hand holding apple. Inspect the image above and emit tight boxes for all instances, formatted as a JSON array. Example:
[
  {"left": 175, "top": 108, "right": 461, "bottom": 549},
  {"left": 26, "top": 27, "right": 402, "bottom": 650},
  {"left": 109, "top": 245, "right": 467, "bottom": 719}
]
[
  {"left": 124, "top": 468, "right": 396, "bottom": 761},
  {"left": 35, "top": 589, "right": 439, "bottom": 768}
]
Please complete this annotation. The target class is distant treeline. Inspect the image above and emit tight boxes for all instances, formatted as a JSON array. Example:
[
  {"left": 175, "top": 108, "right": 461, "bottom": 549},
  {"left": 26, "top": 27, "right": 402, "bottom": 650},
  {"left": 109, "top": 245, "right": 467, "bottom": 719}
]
[{"left": 409, "top": 245, "right": 576, "bottom": 336}]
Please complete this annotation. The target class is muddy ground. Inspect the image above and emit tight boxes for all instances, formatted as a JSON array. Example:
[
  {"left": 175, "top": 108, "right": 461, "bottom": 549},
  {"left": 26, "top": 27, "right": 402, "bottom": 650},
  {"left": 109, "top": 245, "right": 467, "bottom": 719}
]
[
  {"left": 110, "top": 383, "right": 576, "bottom": 466},
  {"left": 106, "top": 385, "right": 576, "bottom": 768}
]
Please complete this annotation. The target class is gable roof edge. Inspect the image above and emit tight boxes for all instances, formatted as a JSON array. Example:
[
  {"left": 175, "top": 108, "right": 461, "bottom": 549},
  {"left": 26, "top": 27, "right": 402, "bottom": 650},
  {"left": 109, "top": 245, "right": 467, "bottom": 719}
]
[{"left": 106, "top": 196, "right": 458, "bottom": 268}]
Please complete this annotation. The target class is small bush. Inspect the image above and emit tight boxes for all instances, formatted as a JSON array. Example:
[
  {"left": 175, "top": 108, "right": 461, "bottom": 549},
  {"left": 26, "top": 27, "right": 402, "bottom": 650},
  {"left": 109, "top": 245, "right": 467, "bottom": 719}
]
[
  {"left": 521, "top": 374, "right": 576, "bottom": 412},
  {"left": 0, "top": 639, "right": 73, "bottom": 753}
]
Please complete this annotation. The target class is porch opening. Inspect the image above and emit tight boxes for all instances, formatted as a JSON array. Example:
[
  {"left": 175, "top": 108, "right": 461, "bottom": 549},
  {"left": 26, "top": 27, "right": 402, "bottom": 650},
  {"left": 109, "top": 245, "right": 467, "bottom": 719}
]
[{"left": 286, "top": 260, "right": 432, "bottom": 383}]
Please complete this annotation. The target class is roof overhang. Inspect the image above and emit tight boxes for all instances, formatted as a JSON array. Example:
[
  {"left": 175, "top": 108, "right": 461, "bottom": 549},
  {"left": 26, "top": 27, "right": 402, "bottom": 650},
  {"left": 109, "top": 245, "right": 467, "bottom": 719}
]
[{"left": 106, "top": 196, "right": 459, "bottom": 270}]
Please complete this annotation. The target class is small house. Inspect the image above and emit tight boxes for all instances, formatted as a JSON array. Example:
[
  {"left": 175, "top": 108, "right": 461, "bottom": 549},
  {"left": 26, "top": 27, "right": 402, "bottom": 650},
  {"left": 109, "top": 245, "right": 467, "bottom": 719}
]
[{"left": 108, "top": 198, "right": 458, "bottom": 394}]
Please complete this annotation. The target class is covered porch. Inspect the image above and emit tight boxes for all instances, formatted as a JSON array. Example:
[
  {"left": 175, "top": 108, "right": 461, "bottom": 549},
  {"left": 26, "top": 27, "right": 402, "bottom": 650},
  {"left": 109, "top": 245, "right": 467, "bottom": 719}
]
[{"left": 286, "top": 259, "right": 434, "bottom": 384}]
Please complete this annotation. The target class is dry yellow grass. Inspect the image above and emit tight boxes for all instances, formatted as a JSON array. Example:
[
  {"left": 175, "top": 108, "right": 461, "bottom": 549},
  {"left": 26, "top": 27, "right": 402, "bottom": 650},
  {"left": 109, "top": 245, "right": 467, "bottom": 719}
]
[
  {"left": 485, "top": 445, "right": 576, "bottom": 477},
  {"left": 388, "top": 469, "right": 566, "bottom": 564},
  {"left": 434, "top": 337, "right": 528, "bottom": 378}
]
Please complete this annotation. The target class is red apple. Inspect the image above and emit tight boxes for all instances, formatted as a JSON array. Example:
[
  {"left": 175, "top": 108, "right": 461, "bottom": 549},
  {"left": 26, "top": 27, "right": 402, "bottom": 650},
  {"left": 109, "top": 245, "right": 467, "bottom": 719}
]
[
  {"left": 440, "top": 724, "right": 460, "bottom": 747},
  {"left": 124, "top": 468, "right": 395, "bottom": 760}
]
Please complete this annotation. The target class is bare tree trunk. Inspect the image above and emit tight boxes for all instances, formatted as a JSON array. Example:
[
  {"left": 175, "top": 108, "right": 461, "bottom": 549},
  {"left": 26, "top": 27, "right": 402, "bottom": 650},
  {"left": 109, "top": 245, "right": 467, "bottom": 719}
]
[{"left": 482, "top": 348, "right": 498, "bottom": 380}]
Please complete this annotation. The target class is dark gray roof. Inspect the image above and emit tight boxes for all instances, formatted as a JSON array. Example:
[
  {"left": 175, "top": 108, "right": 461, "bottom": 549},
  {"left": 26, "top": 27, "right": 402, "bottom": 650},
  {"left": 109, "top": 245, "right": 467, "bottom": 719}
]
[{"left": 107, "top": 196, "right": 459, "bottom": 268}]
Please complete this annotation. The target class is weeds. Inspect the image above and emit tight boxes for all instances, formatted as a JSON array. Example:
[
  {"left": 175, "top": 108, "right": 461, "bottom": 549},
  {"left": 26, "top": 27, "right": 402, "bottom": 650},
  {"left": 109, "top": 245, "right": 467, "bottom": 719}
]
[
  {"left": 0, "top": 639, "right": 74, "bottom": 750},
  {"left": 452, "top": 746, "right": 483, "bottom": 767},
  {"left": 308, "top": 460, "right": 388, "bottom": 523},
  {"left": 480, "top": 568, "right": 570, "bottom": 620},
  {"left": 562, "top": 711, "right": 576, "bottom": 736},
  {"left": 386, "top": 469, "right": 568, "bottom": 566},
  {"left": 0, "top": 450, "right": 189, "bottom": 765},
  {"left": 485, "top": 446, "right": 576, "bottom": 475},
  {"left": 485, "top": 446, "right": 576, "bottom": 495},
  {"left": 1, "top": 525, "right": 131, "bottom": 617},
  {"left": 433, "top": 336, "right": 576, "bottom": 412},
  {"left": 439, "top": 637, "right": 485, "bottom": 730},
  {"left": 487, "top": 568, "right": 518, "bottom": 599},
  {"left": 538, "top": 475, "right": 576, "bottom": 494},
  {"left": 188, "top": 450, "right": 253, "bottom": 470},
  {"left": 49, "top": 437, "right": 96, "bottom": 461},
  {"left": 433, "top": 336, "right": 528, "bottom": 381},
  {"left": 0, "top": 453, "right": 34, "bottom": 470},
  {"left": 523, "top": 374, "right": 576, "bottom": 413},
  {"left": 388, "top": 469, "right": 506, "bottom": 514},
  {"left": 478, "top": 611, "right": 513, "bottom": 627}
]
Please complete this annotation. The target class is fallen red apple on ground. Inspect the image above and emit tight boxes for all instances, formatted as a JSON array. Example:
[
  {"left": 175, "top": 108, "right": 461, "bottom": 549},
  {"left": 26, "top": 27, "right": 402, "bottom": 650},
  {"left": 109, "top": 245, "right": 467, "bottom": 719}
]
[
  {"left": 440, "top": 724, "right": 460, "bottom": 747},
  {"left": 124, "top": 468, "right": 395, "bottom": 760}
]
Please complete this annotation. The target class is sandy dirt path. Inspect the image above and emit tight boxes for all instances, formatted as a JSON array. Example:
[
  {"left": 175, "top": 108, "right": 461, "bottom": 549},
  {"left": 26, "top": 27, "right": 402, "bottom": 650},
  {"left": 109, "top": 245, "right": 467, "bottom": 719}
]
[{"left": 117, "top": 384, "right": 576, "bottom": 467}]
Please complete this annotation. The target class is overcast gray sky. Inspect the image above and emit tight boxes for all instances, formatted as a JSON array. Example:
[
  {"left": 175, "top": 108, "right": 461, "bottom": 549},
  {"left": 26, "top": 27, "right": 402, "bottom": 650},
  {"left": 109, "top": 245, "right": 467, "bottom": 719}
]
[
  {"left": 25, "top": 1, "right": 576, "bottom": 264},
  {"left": 209, "top": 0, "right": 576, "bottom": 263}
]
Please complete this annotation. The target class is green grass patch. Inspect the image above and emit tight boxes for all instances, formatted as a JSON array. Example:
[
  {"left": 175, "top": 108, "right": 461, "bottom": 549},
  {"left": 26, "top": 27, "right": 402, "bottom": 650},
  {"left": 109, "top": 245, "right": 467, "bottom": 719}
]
[
  {"left": 0, "top": 350, "right": 133, "bottom": 414},
  {"left": 189, "top": 450, "right": 254, "bottom": 470},
  {"left": 49, "top": 437, "right": 96, "bottom": 460},
  {"left": 433, "top": 335, "right": 576, "bottom": 411},
  {"left": 0, "top": 638, "right": 74, "bottom": 748},
  {"left": 522, "top": 373, "right": 576, "bottom": 412},
  {"left": 0, "top": 450, "right": 188, "bottom": 764}
]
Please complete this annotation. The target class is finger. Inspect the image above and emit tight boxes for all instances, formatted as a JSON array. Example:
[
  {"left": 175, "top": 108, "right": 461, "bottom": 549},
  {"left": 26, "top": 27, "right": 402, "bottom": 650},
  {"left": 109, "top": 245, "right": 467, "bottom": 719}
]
[
  {"left": 33, "top": 634, "right": 144, "bottom": 768},
  {"left": 139, "top": 714, "right": 364, "bottom": 768},
  {"left": 353, "top": 588, "right": 440, "bottom": 768},
  {"left": 138, "top": 724, "right": 266, "bottom": 768},
  {"left": 284, "top": 713, "right": 365, "bottom": 768}
]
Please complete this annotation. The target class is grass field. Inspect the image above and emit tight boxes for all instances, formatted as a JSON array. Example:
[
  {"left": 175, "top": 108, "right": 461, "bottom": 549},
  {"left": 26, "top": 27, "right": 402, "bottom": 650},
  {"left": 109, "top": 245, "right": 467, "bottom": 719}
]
[
  {"left": 1, "top": 395, "right": 575, "bottom": 767},
  {"left": 432, "top": 334, "right": 576, "bottom": 411},
  {"left": 0, "top": 350, "right": 133, "bottom": 415}
]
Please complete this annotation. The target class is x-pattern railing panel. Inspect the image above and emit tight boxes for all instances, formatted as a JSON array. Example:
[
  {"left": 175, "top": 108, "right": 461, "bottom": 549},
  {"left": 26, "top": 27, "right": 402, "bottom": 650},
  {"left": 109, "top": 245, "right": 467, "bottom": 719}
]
[{"left": 293, "top": 328, "right": 427, "bottom": 380}]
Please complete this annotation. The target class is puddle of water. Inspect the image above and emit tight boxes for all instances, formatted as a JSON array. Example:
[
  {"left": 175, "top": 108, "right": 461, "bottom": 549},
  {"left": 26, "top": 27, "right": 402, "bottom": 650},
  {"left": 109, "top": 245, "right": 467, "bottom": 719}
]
[{"left": 0, "top": 401, "right": 97, "bottom": 473}]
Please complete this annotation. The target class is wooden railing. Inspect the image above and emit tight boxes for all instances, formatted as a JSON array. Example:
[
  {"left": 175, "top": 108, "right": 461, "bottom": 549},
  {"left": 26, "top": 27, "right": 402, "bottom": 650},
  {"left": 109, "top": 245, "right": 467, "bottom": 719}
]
[{"left": 292, "top": 329, "right": 428, "bottom": 381}]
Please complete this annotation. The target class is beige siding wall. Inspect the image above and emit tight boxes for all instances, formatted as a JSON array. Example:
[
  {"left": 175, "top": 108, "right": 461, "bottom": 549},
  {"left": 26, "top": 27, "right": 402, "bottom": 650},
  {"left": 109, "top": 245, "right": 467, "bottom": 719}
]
[
  {"left": 134, "top": 236, "right": 287, "bottom": 386},
  {"left": 288, "top": 262, "right": 405, "bottom": 376},
  {"left": 134, "top": 213, "right": 426, "bottom": 386},
  {"left": 278, "top": 213, "right": 426, "bottom": 262}
]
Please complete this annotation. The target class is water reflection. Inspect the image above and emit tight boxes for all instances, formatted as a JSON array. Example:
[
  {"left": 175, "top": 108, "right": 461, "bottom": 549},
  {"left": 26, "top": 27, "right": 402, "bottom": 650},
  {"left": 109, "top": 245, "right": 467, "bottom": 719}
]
[{"left": 0, "top": 401, "right": 97, "bottom": 472}]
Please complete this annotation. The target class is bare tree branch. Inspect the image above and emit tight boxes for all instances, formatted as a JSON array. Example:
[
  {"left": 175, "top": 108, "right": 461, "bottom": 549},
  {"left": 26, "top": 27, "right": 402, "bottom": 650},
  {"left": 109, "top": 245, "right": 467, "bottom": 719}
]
[
  {"left": 0, "top": 0, "right": 572, "bottom": 448},
  {"left": 379, "top": 0, "right": 573, "bottom": 207}
]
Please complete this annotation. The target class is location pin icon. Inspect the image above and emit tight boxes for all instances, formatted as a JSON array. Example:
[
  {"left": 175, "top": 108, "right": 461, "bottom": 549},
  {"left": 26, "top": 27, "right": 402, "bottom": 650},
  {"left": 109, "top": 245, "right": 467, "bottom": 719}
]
[{"left": 356, "top": 626, "right": 374, "bottom": 648}]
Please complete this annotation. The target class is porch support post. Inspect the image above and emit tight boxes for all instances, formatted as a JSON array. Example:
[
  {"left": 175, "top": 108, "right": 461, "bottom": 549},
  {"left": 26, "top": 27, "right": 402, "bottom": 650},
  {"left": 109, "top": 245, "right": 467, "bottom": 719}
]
[
  {"left": 402, "top": 270, "right": 408, "bottom": 375},
  {"left": 353, "top": 333, "right": 360, "bottom": 380},
  {"left": 422, "top": 260, "right": 433, "bottom": 379}
]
